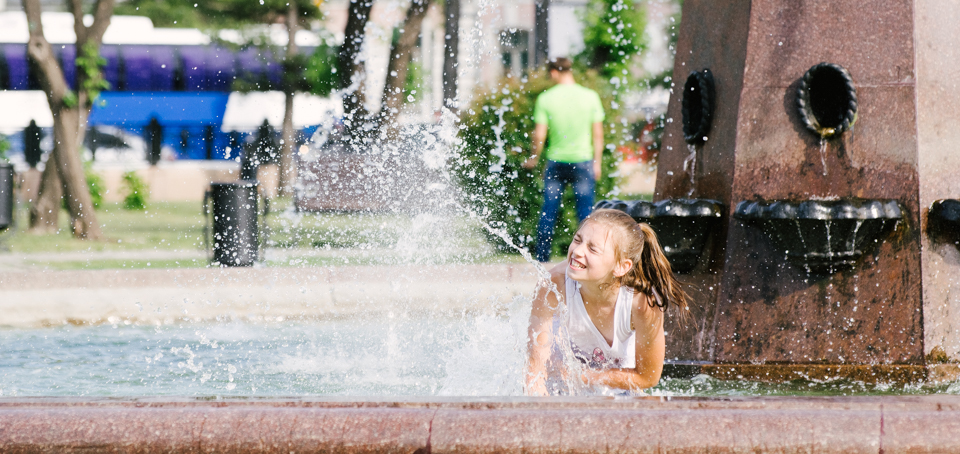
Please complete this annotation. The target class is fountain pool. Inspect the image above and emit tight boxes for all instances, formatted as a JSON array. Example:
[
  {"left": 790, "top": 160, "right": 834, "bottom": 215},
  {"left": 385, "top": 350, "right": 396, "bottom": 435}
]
[{"left": 4, "top": 316, "right": 960, "bottom": 399}]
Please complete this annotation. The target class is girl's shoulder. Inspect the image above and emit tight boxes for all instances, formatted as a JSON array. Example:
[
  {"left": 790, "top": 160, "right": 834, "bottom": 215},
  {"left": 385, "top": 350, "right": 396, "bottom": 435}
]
[{"left": 630, "top": 287, "right": 664, "bottom": 325}]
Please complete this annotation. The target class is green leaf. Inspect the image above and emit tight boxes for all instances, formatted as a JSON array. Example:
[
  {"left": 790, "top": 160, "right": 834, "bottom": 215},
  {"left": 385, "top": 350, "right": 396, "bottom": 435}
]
[
  {"left": 76, "top": 42, "right": 111, "bottom": 104},
  {"left": 62, "top": 91, "right": 79, "bottom": 108}
]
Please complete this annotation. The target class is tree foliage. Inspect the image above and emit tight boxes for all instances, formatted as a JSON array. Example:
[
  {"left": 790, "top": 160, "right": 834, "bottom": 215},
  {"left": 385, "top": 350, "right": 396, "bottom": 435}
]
[
  {"left": 455, "top": 71, "right": 622, "bottom": 256},
  {"left": 304, "top": 42, "right": 339, "bottom": 97},
  {"left": 115, "top": 0, "right": 321, "bottom": 29},
  {"left": 77, "top": 42, "right": 111, "bottom": 104},
  {"left": 576, "top": 0, "right": 646, "bottom": 82},
  {"left": 0, "top": 134, "right": 9, "bottom": 162},
  {"left": 114, "top": 0, "right": 206, "bottom": 28}
]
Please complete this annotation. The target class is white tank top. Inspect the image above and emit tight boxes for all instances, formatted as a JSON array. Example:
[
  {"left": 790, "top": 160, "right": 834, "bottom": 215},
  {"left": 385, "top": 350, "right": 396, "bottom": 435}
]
[{"left": 564, "top": 272, "right": 636, "bottom": 369}]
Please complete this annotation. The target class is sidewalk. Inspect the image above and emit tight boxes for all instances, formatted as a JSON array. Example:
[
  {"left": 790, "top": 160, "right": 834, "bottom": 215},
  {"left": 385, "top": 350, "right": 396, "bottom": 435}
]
[
  {"left": 0, "top": 249, "right": 208, "bottom": 271},
  {"left": 0, "top": 263, "right": 542, "bottom": 328},
  {"left": 0, "top": 246, "right": 500, "bottom": 271}
]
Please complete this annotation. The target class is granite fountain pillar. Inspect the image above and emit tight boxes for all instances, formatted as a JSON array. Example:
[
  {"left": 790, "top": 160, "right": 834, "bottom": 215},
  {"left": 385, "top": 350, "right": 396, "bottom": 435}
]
[
  {"left": 655, "top": 0, "right": 752, "bottom": 365},
  {"left": 655, "top": 0, "right": 960, "bottom": 381}
]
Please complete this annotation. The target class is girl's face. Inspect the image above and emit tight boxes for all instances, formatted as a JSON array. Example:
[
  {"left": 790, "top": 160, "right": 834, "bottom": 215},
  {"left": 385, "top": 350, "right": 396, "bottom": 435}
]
[{"left": 567, "top": 221, "right": 631, "bottom": 283}]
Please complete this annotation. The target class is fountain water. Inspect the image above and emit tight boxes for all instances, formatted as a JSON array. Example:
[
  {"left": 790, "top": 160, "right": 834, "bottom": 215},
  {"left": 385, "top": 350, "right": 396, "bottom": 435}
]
[{"left": 680, "top": 68, "right": 714, "bottom": 197}]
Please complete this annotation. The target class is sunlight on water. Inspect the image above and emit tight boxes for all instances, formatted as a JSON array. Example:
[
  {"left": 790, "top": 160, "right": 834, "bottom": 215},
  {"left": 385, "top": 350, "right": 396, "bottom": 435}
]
[
  {"left": 0, "top": 316, "right": 525, "bottom": 397},
  {"left": 2, "top": 318, "right": 958, "bottom": 397}
]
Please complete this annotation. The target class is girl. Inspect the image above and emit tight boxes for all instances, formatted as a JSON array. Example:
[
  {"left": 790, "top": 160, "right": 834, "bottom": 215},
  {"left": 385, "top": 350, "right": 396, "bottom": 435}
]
[{"left": 525, "top": 209, "right": 688, "bottom": 395}]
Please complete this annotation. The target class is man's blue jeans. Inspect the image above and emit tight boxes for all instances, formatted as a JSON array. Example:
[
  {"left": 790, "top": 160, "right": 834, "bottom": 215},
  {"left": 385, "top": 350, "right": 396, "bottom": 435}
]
[{"left": 534, "top": 160, "right": 595, "bottom": 262}]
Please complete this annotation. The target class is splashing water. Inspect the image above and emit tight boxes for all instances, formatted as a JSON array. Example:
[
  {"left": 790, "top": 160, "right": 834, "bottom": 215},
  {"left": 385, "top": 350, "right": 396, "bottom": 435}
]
[
  {"left": 488, "top": 101, "right": 510, "bottom": 174},
  {"left": 819, "top": 138, "right": 829, "bottom": 176},
  {"left": 683, "top": 143, "right": 698, "bottom": 196},
  {"left": 453, "top": 197, "right": 586, "bottom": 395},
  {"left": 849, "top": 219, "right": 864, "bottom": 253},
  {"left": 794, "top": 219, "right": 812, "bottom": 275}
]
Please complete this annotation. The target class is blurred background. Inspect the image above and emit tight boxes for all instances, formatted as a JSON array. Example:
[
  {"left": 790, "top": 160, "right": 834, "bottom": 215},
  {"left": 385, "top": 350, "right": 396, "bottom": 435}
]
[{"left": 0, "top": 0, "right": 679, "bottom": 269}]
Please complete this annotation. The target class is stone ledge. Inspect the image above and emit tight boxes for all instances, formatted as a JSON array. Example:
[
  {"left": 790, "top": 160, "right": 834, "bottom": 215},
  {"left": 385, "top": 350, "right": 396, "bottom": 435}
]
[
  {"left": 1, "top": 397, "right": 959, "bottom": 453},
  {"left": 666, "top": 363, "right": 960, "bottom": 385}
]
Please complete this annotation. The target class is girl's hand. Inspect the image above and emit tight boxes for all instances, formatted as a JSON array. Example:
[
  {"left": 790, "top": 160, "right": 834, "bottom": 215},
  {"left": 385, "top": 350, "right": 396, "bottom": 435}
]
[
  {"left": 524, "top": 264, "right": 566, "bottom": 396},
  {"left": 524, "top": 376, "right": 549, "bottom": 396}
]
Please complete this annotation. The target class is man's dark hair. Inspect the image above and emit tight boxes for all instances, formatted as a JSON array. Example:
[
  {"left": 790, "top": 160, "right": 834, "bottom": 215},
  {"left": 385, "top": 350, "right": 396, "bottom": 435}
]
[{"left": 547, "top": 57, "right": 572, "bottom": 73}]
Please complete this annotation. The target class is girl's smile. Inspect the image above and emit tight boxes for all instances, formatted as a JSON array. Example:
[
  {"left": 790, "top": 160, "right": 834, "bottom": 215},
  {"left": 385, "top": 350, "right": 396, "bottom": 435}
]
[{"left": 567, "top": 222, "right": 618, "bottom": 282}]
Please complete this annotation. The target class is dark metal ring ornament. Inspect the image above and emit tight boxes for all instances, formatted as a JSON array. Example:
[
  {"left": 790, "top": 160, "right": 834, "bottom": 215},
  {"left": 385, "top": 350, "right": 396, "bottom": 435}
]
[
  {"left": 681, "top": 69, "right": 716, "bottom": 144},
  {"left": 796, "top": 62, "right": 858, "bottom": 138}
]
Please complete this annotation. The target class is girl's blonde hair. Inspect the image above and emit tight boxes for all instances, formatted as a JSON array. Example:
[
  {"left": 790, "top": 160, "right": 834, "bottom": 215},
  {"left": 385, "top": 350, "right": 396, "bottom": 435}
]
[{"left": 581, "top": 209, "right": 689, "bottom": 313}]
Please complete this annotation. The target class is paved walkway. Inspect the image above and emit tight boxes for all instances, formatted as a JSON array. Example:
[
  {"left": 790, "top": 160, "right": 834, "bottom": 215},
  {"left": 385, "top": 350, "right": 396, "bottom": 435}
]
[
  {"left": 0, "top": 249, "right": 209, "bottom": 271},
  {"left": 0, "top": 263, "right": 543, "bottom": 328},
  {"left": 0, "top": 246, "right": 500, "bottom": 270}
]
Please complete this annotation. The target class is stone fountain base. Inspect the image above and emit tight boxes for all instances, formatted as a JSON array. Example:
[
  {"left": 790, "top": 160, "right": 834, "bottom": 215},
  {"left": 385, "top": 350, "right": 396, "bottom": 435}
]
[
  {"left": 2, "top": 397, "right": 959, "bottom": 452},
  {"left": 666, "top": 362, "right": 960, "bottom": 385}
]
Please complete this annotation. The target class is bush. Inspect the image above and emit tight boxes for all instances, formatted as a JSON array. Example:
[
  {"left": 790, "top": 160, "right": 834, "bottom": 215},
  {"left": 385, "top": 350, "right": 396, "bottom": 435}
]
[
  {"left": 60, "top": 161, "right": 104, "bottom": 211},
  {"left": 121, "top": 171, "right": 149, "bottom": 210},
  {"left": 576, "top": 0, "right": 647, "bottom": 82},
  {"left": 454, "top": 71, "right": 622, "bottom": 257},
  {"left": 0, "top": 134, "right": 9, "bottom": 161},
  {"left": 84, "top": 163, "right": 104, "bottom": 210}
]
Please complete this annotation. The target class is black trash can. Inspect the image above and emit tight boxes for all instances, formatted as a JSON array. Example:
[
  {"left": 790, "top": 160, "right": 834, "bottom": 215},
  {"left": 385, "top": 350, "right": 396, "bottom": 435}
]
[
  {"left": 24, "top": 120, "right": 43, "bottom": 168},
  {"left": 0, "top": 163, "right": 14, "bottom": 232},
  {"left": 145, "top": 118, "right": 163, "bottom": 166},
  {"left": 239, "top": 150, "right": 259, "bottom": 181},
  {"left": 207, "top": 181, "right": 259, "bottom": 266}
]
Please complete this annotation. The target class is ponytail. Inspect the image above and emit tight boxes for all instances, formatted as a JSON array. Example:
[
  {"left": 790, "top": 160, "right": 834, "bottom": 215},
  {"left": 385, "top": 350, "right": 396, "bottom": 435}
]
[
  {"left": 631, "top": 223, "right": 689, "bottom": 313},
  {"left": 582, "top": 209, "right": 689, "bottom": 315}
]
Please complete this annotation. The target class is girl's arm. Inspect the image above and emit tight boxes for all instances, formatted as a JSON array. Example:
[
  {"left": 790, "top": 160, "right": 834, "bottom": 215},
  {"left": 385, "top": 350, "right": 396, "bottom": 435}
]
[
  {"left": 579, "top": 296, "right": 665, "bottom": 390},
  {"left": 524, "top": 266, "right": 566, "bottom": 396}
]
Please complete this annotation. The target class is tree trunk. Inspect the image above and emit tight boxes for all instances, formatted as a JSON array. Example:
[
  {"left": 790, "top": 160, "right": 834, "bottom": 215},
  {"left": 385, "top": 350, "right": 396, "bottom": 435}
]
[
  {"left": 279, "top": 1, "right": 298, "bottom": 197},
  {"left": 28, "top": 153, "right": 62, "bottom": 233},
  {"left": 338, "top": 0, "right": 374, "bottom": 141},
  {"left": 378, "top": 0, "right": 430, "bottom": 136},
  {"left": 54, "top": 107, "right": 103, "bottom": 239},
  {"left": 534, "top": 0, "right": 550, "bottom": 68},
  {"left": 442, "top": 0, "right": 460, "bottom": 112},
  {"left": 23, "top": 0, "right": 113, "bottom": 240}
]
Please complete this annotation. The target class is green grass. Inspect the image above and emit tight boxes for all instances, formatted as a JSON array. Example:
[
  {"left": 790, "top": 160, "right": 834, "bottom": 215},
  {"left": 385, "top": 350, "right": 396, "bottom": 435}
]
[
  {"left": 5, "top": 201, "right": 206, "bottom": 253},
  {"left": 1, "top": 199, "right": 523, "bottom": 270},
  {"left": 26, "top": 258, "right": 210, "bottom": 271}
]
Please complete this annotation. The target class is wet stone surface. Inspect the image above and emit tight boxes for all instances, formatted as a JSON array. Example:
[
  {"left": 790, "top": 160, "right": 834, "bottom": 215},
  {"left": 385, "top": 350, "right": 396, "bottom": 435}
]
[{"left": 654, "top": 0, "right": 954, "bottom": 368}]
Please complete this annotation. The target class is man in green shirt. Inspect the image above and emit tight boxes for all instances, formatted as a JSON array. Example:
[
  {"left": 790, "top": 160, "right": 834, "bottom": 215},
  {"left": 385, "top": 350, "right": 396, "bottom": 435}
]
[{"left": 522, "top": 57, "right": 605, "bottom": 262}]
